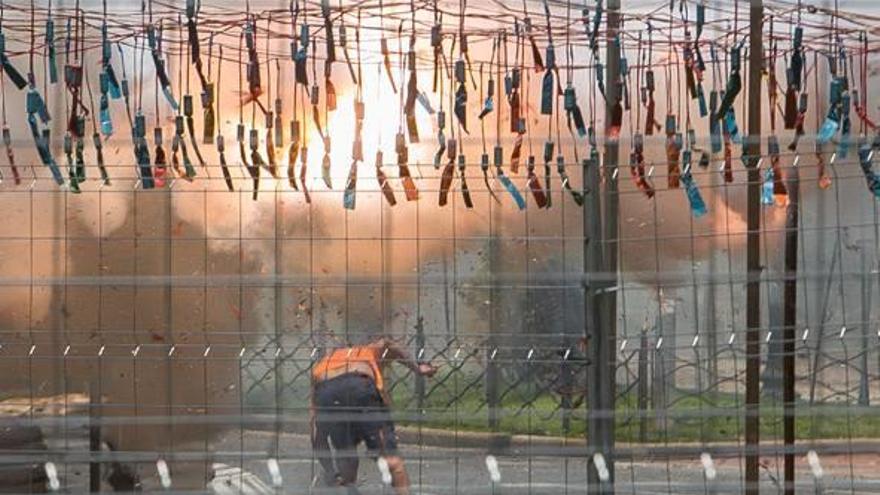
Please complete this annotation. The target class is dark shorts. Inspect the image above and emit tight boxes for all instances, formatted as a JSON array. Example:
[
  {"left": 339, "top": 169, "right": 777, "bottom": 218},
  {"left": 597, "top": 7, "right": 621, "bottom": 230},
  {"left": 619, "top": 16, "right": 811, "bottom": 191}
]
[{"left": 313, "top": 373, "right": 398, "bottom": 456}]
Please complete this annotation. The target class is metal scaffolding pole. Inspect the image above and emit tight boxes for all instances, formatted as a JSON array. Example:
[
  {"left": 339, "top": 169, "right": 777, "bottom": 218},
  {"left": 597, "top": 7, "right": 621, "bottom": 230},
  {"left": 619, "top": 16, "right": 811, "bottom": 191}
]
[
  {"left": 745, "top": 0, "right": 764, "bottom": 493},
  {"left": 584, "top": 151, "right": 607, "bottom": 493},
  {"left": 783, "top": 150, "right": 799, "bottom": 495},
  {"left": 586, "top": 0, "right": 620, "bottom": 492}
]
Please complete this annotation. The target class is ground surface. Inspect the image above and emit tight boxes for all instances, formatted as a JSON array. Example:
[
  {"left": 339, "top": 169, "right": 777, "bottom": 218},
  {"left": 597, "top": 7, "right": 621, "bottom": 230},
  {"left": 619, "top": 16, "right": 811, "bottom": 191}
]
[{"left": 104, "top": 429, "right": 880, "bottom": 494}]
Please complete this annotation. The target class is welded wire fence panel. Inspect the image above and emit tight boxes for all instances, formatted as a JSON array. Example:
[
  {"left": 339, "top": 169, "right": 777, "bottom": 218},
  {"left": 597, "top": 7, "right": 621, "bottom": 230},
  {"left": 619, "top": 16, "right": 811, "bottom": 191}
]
[
  {"left": 2, "top": 0, "right": 880, "bottom": 493},
  {"left": 4, "top": 159, "right": 880, "bottom": 494}
]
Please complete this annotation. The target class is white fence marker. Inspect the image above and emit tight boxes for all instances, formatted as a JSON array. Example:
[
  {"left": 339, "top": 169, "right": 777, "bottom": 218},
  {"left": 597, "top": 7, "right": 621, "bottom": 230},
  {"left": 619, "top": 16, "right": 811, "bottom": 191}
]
[
  {"left": 485, "top": 455, "right": 502, "bottom": 483},
  {"left": 157, "top": 459, "right": 171, "bottom": 489},
  {"left": 377, "top": 457, "right": 392, "bottom": 485},
  {"left": 267, "top": 458, "right": 283, "bottom": 487},
  {"left": 593, "top": 453, "right": 609, "bottom": 482},
  {"left": 44, "top": 462, "right": 59, "bottom": 491},
  {"left": 700, "top": 453, "right": 717, "bottom": 481}
]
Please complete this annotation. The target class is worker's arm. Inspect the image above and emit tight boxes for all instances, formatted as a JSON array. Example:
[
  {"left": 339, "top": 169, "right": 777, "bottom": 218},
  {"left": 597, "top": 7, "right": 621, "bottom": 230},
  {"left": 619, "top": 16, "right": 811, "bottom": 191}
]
[{"left": 378, "top": 338, "right": 437, "bottom": 377}]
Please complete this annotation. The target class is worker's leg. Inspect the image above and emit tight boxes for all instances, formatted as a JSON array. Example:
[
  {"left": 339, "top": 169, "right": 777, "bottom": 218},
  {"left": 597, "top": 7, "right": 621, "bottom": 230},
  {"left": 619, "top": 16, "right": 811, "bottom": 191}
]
[
  {"left": 314, "top": 376, "right": 361, "bottom": 487},
  {"left": 331, "top": 376, "right": 362, "bottom": 488},
  {"left": 311, "top": 419, "right": 338, "bottom": 486},
  {"left": 383, "top": 455, "right": 411, "bottom": 495},
  {"left": 358, "top": 383, "right": 408, "bottom": 494},
  {"left": 334, "top": 448, "right": 360, "bottom": 485}
]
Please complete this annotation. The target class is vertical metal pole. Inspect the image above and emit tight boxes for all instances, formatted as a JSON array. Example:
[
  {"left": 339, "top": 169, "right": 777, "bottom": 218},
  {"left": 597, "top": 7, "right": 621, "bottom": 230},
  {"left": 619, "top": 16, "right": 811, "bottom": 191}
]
[
  {"left": 858, "top": 240, "right": 871, "bottom": 406},
  {"left": 745, "top": 1, "right": 764, "bottom": 493},
  {"left": 637, "top": 330, "right": 648, "bottom": 443},
  {"left": 164, "top": 164, "right": 174, "bottom": 468},
  {"left": 706, "top": 176, "right": 719, "bottom": 387},
  {"left": 163, "top": 28, "right": 178, "bottom": 466},
  {"left": 274, "top": 186, "right": 283, "bottom": 453},
  {"left": 586, "top": 0, "right": 620, "bottom": 490},
  {"left": 415, "top": 316, "right": 426, "bottom": 409},
  {"left": 487, "top": 195, "right": 500, "bottom": 448},
  {"left": 602, "top": 0, "right": 621, "bottom": 482},
  {"left": 603, "top": 2, "right": 621, "bottom": 285},
  {"left": 49, "top": 0, "right": 66, "bottom": 475},
  {"left": 584, "top": 154, "right": 603, "bottom": 492},
  {"left": 808, "top": 1, "right": 831, "bottom": 409},
  {"left": 274, "top": 7, "right": 288, "bottom": 469},
  {"left": 783, "top": 158, "right": 799, "bottom": 495},
  {"left": 89, "top": 379, "right": 101, "bottom": 492},
  {"left": 383, "top": 194, "right": 394, "bottom": 336}
]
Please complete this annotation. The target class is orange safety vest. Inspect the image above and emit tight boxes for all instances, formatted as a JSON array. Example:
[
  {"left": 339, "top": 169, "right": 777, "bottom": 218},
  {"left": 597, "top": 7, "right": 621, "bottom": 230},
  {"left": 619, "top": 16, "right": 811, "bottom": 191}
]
[{"left": 312, "top": 345, "right": 386, "bottom": 391}]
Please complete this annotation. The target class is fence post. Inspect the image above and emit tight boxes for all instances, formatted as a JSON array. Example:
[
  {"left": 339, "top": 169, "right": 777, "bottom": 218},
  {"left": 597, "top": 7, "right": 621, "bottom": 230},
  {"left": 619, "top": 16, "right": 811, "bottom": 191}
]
[
  {"left": 638, "top": 327, "right": 648, "bottom": 442},
  {"left": 487, "top": 213, "right": 501, "bottom": 450},
  {"left": 415, "top": 316, "right": 426, "bottom": 412},
  {"left": 89, "top": 377, "right": 100, "bottom": 492},
  {"left": 783, "top": 138, "right": 800, "bottom": 495},
  {"left": 859, "top": 241, "right": 871, "bottom": 406},
  {"left": 744, "top": 1, "right": 764, "bottom": 492},
  {"left": 585, "top": 1, "right": 621, "bottom": 491}
]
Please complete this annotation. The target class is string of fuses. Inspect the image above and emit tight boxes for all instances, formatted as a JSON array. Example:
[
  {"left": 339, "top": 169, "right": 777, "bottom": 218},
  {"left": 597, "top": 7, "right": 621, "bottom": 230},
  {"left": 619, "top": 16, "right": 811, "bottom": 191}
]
[{"left": 0, "top": 0, "right": 879, "bottom": 214}]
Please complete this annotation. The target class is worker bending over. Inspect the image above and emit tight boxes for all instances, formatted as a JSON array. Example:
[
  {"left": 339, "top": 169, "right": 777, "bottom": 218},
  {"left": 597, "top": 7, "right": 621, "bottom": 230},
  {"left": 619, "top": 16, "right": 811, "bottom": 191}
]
[{"left": 311, "top": 337, "right": 437, "bottom": 494}]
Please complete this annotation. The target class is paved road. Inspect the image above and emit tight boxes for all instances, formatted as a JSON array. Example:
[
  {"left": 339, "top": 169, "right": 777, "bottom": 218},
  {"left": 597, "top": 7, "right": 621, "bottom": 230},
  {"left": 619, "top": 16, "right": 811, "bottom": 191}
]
[
  {"left": 44, "top": 427, "right": 880, "bottom": 493},
  {"left": 127, "top": 430, "right": 879, "bottom": 494}
]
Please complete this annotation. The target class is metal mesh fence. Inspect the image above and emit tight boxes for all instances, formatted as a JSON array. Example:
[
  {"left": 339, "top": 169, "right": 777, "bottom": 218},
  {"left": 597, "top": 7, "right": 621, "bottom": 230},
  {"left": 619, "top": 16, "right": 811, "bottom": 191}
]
[
  {"left": 0, "top": 0, "right": 879, "bottom": 492},
  {"left": 1, "top": 156, "right": 880, "bottom": 493}
]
